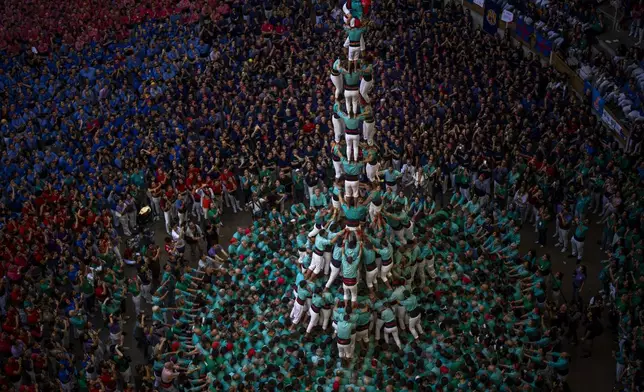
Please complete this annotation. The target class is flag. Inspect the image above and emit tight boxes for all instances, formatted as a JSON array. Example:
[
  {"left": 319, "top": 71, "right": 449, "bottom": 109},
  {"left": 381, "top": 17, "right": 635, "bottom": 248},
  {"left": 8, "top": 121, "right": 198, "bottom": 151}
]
[
  {"left": 483, "top": 1, "right": 502, "bottom": 35},
  {"left": 515, "top": 17, "right": 533, "bottom": 42},
  {"left": 591, "top": 87, "right": 605, "bottom": 115},
  {"left": 535, "top": 32, "right": 553, "bottom": 57}
]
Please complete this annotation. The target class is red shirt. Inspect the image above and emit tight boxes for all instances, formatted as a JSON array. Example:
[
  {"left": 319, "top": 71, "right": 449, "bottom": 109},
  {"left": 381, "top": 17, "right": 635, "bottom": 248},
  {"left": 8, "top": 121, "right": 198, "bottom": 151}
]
[
  {"left": 0, "top": 338, "right": 11, "bottom": 354},
  {"left": 27, "top": 311, "right": 40, "bottom": 325},
  {"left": 156, "top": 170, "right": 167, "bottom": 184},
  {"left": 261, "top": 23, "right": 274, "bottom": 34},
  {"left": 210, "top": 182, "right": 222, "bottom": 195},
  {"left": 95, "top": 286, "right": 107, "bottom": 300},
  {"left": 4, "top": 362, "right": 19, "bottom": 377}
]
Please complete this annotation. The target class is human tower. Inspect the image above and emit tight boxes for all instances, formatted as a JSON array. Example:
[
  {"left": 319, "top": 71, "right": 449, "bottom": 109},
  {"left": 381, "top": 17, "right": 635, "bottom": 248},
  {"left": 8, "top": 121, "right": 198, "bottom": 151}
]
[{"left": 290, "top": 0, "right": 423, "bottom": 368}]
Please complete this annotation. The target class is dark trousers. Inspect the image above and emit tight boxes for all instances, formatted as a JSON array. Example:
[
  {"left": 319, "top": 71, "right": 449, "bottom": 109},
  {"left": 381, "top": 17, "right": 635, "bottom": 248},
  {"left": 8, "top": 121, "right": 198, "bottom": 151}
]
[{"left": 538, "top": 227, "right": 547, "bottom": 246}]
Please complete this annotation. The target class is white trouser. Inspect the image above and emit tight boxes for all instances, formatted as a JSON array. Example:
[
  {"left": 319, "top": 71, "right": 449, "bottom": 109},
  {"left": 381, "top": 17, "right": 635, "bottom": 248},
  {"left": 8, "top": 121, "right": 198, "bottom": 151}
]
[
  {"left": 375, "top": 319, "right": 384, "bottom": 340},
  {"left": 163, "top": 210, "right": 172, "bottom": 234},
  {"left": 344, "top": 36, "right": 365, "bottom": 54},
  {"left": 392, "top": 159, "right": 401, "bottom": 171},
  {"left": 411, "top": 260, "right": 427, "bottom": 286},
  {"left": 408, "top": 313, "right": 424, "bottom": 340},
  {"left": 323, "top": 252, "right": 332, "bottom": 275},
  {"left": 571, "top": 238, "right": 584, "bottom": 260},
  {"left": 224, "top": 192, "right": 239, "bottom": 210},
  {"left": 111, "top": 210, "right": 120, "bottom": 227},
  {"left": 141, "top": 284, "right": 152, "bottom": 303},
  {"left": 325, "top": 263, "right": 341, "bottom": 289},
  {"left": 151, "top": 197, "right": 161, "bottom": 216},
  {"left": 426, "top": 257, "right": 436, "bottom": 279},
  {"left": 306, "top": 308, "right": 320, "bottom": 333},
  {"left": 178, "top": 211, "right": 186, "bottom": 226},
  {"left": 333, "top": 160, "right": 344, "bottom": 179},
  {"left": 343, "top": 282, "right": 358, "bottom": 302},
  {"left": 290, "top": 301, "right": 307, "bottom": 324},
  {"left": 384, "top": 326, "right": 402, "bottom": 349},
  {"left": 365, "top": 266, "right": 379, "bottom": 288},
  {"left": 332, "top": 198, "right": 341, "bottom": 209},
  {"left": 396, "top": 305, "right": 407, "bottom": 331},
  {"left": 309, "top": 253, "right": 325, "bottom": 275},
  {"left": 366, "top": 163, "right": 379, "bottom": 182},
  {"left": 333, "top": 116, "right": 345, "bottom": 143},
  {"left": 338, "top": 342, "right": 353, "bottom": 358},
  {"left": 307, "top": 186, "right": 317, "bottom": 201},
  {"left": 191, "top": 199, "right": 201, "bottom": 217},
  {"left": 118, "top": 215, "right": 131, "bottom": 235},
  {"left": 369, "top": 202, "right": 382, "bottom": 221},
  {"left": 331, "top": 73, "right": 343, "bottom": 99},
  {"left": 404, "top": 223, "right": 414, "bottom": 241},
  {"left": 308, "top": 224, "right": 323, "bottom": 238},
  {"left": 345, "top": 179, "right": 360, "bottom": 198},
  {"left": 381, "top": 261, "right": 393, "bottom": 282},
  {"left": 461, "top": 187, "right": 470, "bottom": 201},
  {"left": 360, "top": 78, "right": 373, "bottom": 103},
  {"left": 113, "top": 245, "right": 122, "bottom": 261},
  {"left": 127, "top": 211, "right": 137, "bottom": 230},
  {"left": 347, "top": 45, "right": 361, "bottom": 61},
  {"left": 558, "top": 228, "right": 569, "bottom": 249},
  {"left": 363, "top": 120, "right": 375, "bottom": 144},
  {"left": 345, "top": 133, "right": 360, "bottom": 160},
  {"left": 344, "top": 89, "right": 359, "bottom": 114},
  {"left": 132, "top": 294, "right": 141, "bottom": 315},
  {"left": 356, "top": 328, "right": 369, "bottom": 343},
  {"left": 321, "top": 308, "right": 331, "bottom": 329}
]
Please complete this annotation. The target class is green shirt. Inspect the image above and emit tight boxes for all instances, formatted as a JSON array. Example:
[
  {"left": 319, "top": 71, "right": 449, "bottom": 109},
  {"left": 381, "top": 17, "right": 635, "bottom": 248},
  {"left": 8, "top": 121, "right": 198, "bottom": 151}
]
[
  {"left": 342, "top": 254, "right": 360, "bottom": 279},
  {"left": 400, "top": 295, "right": 418, "bottom": 312},
  {"left": 341, "top": 158, "right": 364, "bottom": 176},
  {"left": 381, "top": 308, "right": 395, "bottom": 323},
  {"left": 574, "top": 224, "right": 588, "bottom": 240},
  {"left": 337, "top": 320, "right": 354, "bottom": 339}
]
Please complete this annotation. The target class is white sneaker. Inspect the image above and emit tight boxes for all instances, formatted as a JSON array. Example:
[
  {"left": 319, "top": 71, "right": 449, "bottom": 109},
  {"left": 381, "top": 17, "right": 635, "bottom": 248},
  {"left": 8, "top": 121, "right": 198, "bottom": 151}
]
[
  {"left": 552, "top": 233, "right": 558, "bottom": 238},
  {"left": 561, "top": 248, "right": 567, "bottom": 253},
  {"left": 555, "top": 243, "right": 561, "bottom": 247}
]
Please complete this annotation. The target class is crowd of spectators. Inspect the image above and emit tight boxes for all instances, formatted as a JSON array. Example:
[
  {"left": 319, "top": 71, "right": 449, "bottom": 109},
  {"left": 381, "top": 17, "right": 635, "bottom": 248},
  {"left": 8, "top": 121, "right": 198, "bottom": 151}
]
[
  {"left": 482, "top": 0, "right": 644, "bottom": 132},
  {"left": 0, "top": 0, "right": 642, "bottom": 391}
]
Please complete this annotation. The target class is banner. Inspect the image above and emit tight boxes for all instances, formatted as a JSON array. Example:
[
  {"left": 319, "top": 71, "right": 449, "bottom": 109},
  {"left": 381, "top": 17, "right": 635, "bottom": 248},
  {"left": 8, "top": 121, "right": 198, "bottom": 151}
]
[
  {"left": 535, "top": 32, "right": 553, "bottom": 57},
  {"left": 483, "top": 1, "right": 502, "bottom": 35},
  {"left": 515, "top": 17, "right": 533, "bottom": 42},
  {"left": 473, "top": 0, "right": 485, "bottom": 7},
  {"left": 501, "top": 10, "right": 514, "bottom": 23},
  {"left": 591, "top": 86, "right": 605, "bottom": 116},
  {"left": 601, "top": 111, "right": 625, "bottom": 139}
]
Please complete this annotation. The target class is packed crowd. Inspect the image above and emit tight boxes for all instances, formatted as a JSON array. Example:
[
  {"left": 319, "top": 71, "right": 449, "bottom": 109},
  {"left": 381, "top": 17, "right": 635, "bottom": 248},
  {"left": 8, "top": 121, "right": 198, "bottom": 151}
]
[
  {"left": 496, "top": 0, "right": 606, "bottom": 54},
  {"left": 0, "top": 0, "right": 643, "bottom": 391}
]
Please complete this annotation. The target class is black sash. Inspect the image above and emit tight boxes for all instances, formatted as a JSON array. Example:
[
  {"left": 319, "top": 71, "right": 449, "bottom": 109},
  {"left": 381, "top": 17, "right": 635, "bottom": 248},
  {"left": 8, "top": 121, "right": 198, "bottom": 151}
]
[{"left": 343, "top": 277, "right": 357, "bottom": 286}]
